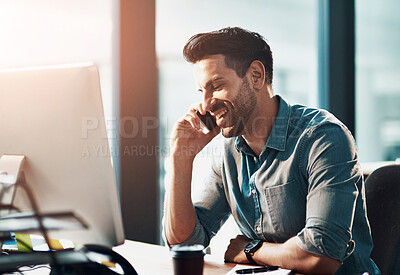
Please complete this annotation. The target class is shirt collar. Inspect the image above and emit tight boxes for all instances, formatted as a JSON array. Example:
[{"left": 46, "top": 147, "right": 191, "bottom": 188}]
[{"left": 235, "top": 95, "right": 290, "bottom": 154}]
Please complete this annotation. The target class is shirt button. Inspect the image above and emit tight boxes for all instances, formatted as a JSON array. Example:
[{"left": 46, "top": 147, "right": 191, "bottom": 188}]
[
  {"left": 252, "top": 189, "right": 257, "bottom": 194},
  {"left": 256, "top": 226, "right": 261, "bottom": 233}
]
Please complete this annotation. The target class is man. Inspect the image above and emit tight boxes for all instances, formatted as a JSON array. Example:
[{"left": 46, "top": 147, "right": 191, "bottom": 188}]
[{"left": 164, "top": 27, "right": 380, "bottom": 274}]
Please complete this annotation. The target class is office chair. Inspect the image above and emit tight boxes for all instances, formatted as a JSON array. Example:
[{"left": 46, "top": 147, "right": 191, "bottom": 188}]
[{"left": 365, "top": 164, "right": 400, "bottom": 275}]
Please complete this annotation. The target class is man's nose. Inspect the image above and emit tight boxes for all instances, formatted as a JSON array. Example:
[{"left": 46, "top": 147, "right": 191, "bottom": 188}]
[{"left": 202, "top": 90, "right": 213, "bottom": 111}]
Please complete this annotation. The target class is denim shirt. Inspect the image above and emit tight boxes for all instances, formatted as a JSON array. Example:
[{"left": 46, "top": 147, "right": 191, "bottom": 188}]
[{"left": 178, "top": 96, "right": 380, "bottom": 274}]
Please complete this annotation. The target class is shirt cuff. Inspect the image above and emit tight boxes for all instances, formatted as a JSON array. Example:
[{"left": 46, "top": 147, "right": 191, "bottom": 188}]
[
  {"left": 163, "top": 218, "right": 210, "bottom": 248},
  {"left": 296, "top": 225, "right": 355, "bottom": 262}
]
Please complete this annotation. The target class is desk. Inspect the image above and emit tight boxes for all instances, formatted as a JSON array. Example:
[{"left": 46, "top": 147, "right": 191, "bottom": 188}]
[
  {"left": 114, "top": 240, "right": 236, "bottom": 275},
  {"left": 2, "top": 240, "right": 292, "bottom": 274}
]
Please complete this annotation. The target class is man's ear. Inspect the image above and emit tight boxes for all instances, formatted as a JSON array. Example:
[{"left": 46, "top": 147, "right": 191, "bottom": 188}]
[{"left": 248, "top": 60, "right": 265, "bottom": 90}]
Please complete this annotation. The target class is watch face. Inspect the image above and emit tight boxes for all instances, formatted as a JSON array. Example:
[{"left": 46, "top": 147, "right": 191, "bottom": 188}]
[{"left": 245, "top": 240, "right": 262, "bottom": 253}]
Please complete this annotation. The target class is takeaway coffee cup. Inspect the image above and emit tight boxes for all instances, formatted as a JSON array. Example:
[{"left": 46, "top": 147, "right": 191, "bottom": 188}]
[{"left": 171, "top": 244, "right": 205, "bottom": 275}]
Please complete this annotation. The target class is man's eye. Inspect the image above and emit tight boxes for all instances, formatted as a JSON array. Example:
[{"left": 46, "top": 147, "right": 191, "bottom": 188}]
[{"left": 213, "top": 84, "right": 222, "bottom": 90}]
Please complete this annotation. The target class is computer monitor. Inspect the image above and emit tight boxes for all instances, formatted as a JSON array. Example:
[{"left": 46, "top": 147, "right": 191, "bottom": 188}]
[{"left": 0, "top": 63, "right": 124, "bottom": 247}]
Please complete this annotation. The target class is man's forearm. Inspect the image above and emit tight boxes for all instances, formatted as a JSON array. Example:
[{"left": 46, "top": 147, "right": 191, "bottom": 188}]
[
  {"left": 164, "top": 154, "right": 197, "bottom": 245},
  {"left": 253, "top": 237, "right": 341, "bottom": 275}
]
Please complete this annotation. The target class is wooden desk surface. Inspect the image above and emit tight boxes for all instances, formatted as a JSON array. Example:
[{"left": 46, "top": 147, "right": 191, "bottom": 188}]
[{"left": 113, "top": 240, "right": 236, "bottom": 275}]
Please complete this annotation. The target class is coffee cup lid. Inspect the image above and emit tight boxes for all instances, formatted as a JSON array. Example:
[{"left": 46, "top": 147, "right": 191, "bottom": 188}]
[{"left": 170, "top": 244, "right": 205, "bottom": 258}]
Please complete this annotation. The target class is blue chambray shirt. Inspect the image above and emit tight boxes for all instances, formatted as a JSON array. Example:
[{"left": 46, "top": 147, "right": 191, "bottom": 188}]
[{"left": 175, "top": 96, "right": 380, "bottom": 274}]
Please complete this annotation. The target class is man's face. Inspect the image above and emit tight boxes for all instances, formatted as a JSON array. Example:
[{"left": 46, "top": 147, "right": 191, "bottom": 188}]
[{"left": 194, "top": 54, "right": 257, "bottom": 137}]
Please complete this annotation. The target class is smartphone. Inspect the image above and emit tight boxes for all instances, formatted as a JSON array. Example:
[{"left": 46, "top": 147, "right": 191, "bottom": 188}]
[{"left": 196, "top": 111, "right": 217, "bottom": 134}]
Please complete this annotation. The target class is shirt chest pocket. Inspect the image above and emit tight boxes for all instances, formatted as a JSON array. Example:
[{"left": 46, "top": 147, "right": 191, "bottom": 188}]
[{"left": 263, "top": 180, "right": 306, "bottom": 238}]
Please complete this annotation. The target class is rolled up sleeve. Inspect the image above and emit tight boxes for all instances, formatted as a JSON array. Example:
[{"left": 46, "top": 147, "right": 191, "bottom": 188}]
[
  {"left": 297, "top": 123, "right": 362, "bottom": 262},
  {"left": 163, "top": 216, "right": 209, "bottom": 247},
  {"left": 296, "top": 219, "right": 355, "bottom": 261}
]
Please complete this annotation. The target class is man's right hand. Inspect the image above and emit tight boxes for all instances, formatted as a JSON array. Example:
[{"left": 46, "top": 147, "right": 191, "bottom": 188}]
[
  {"left": 164, "top": 104, "right": 220, "bottom": 245},
  {"left": 170, "top": 104, "right": 220, "bottom": 161}
]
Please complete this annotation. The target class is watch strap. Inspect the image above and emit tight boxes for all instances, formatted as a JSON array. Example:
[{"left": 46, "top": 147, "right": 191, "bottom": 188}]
[
  {"left": 244, "top": 240, "right": 263, "bottom": 265},
  {"left": 245, "top": 251, "right": 258, "bottom": 265}
]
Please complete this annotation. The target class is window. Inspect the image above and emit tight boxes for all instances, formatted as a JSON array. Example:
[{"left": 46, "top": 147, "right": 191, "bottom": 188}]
[{"left": 356, "top": 0, "right": 400, "bottom": 162}]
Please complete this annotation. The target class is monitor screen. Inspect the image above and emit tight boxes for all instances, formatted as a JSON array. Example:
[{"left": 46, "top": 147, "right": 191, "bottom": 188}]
[{"left": 0, "top": 63, "right": 124, "bottom": 247}]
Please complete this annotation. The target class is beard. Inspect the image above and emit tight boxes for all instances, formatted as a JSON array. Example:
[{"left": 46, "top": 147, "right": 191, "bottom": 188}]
[{"left": 215, "top": 77, "right": 257, "bottom": 138}]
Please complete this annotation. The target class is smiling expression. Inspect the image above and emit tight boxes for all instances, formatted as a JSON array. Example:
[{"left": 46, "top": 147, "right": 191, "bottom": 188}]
[{"left": 194, "top": 54, "right": 257, "bottom": 137}]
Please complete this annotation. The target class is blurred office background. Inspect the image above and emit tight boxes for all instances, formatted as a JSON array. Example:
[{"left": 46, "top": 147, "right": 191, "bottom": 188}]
[{"left": 1, "top": 0, "right": 399, "bottom": 254}]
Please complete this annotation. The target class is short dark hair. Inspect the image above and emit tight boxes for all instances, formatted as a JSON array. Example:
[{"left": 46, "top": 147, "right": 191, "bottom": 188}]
[{"left": 183, "top": 27, "right": 273, "bottom": 85}]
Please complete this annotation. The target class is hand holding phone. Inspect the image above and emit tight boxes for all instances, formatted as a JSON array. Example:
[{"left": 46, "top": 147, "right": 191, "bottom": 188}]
[{"left": 196, "top": 111, "right": 217, "bottom": 134}]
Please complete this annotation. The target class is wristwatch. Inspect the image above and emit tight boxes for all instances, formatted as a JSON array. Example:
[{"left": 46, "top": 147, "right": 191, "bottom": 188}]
[{"left": 244, "top": 240, "right": 263, "bottom": 265}]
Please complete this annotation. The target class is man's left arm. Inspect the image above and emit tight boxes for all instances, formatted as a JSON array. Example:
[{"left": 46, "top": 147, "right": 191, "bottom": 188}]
[
  {"left": 225, "top": 235, "right": 341, "bottom": 275},
  {"left": 225, "top": 123, "right": 362, "bottom": 274}
]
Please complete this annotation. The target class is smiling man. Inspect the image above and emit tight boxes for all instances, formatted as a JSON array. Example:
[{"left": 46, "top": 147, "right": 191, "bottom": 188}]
[{"left": 163, "top": 27, "right": 380, "bottom": 274}]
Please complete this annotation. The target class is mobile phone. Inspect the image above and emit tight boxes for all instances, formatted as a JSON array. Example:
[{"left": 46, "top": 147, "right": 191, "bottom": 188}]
[{"left": 196, "top": 111, "right": 217, "bottom": 133}]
